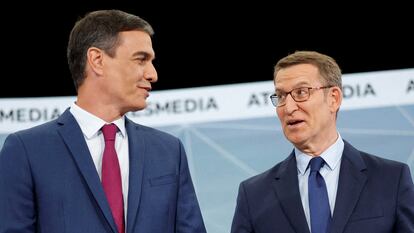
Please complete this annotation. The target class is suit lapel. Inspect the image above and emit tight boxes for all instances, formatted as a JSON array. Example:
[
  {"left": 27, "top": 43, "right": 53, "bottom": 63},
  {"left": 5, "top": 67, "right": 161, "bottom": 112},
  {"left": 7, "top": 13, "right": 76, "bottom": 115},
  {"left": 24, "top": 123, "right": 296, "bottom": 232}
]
[
  {"left": 330, "top": 141, "right": 367, "bottom": 233},
  {"left": 272, "top": 152, "right": 310, "bottom": 233},
  {"left": 57, "top": 110, "right": 118, "bottom": 233},
  {"left": 125, "top": 118, "right": 146, "bottom": 233}
]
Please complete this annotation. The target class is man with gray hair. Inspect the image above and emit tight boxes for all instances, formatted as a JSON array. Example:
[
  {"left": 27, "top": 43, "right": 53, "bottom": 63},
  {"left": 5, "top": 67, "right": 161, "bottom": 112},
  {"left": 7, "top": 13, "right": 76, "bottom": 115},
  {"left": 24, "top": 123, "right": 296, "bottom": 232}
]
[{"left": 231, "top": 51, "right": 414, "bottom": 233}]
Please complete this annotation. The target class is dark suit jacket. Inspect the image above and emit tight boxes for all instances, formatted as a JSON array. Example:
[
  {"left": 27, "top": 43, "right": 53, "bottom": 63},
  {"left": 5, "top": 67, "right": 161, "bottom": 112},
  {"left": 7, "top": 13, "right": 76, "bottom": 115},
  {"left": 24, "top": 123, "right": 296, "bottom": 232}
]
[
  {"left": 231, "top": 141, "right": 414, "bottom": 233},
  {"left": 0, "top": 109, "right": 206, "bottom": 233}
]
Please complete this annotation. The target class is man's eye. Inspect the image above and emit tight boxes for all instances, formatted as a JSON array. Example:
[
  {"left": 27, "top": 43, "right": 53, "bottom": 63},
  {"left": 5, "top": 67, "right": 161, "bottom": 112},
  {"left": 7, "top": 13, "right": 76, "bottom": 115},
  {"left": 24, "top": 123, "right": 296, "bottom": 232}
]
[
  {"left": 296, "top": 89, "right": 307, "bottom": 95},
  {"left": 135, "top": 58, "right": 147, "bottom": 64}
]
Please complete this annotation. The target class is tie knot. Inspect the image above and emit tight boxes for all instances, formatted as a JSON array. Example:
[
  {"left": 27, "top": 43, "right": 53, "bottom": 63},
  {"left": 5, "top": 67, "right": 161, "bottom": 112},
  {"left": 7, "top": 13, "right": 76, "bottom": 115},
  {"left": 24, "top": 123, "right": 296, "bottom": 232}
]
[
  {"left": 309, "top": 157, "right": 325, "bottom": 172},
  {"left": 102, "top": 124, "right": 117, "bottom": 141}
]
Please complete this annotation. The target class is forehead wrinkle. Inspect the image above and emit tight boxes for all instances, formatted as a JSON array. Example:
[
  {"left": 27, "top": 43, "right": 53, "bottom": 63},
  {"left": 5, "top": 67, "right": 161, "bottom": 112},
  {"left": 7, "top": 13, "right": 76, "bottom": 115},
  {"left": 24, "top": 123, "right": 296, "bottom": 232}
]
[{"left": 276, "top": 80, "right": 312, "bottom": 92}]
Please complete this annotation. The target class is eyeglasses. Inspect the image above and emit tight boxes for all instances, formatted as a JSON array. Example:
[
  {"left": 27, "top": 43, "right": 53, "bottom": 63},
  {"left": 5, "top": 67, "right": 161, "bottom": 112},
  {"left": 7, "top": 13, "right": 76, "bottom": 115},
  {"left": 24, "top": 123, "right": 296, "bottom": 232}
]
[{"left": 270, "top": 86, "right": 332, "bottom": 107}]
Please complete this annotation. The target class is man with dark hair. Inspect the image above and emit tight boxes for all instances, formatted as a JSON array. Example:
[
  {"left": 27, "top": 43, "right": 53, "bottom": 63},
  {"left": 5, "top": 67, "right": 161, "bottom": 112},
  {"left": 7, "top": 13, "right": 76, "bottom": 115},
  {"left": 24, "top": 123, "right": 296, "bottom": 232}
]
[{"left": 0, "top": 10, "right": 206, "bottom": 233}]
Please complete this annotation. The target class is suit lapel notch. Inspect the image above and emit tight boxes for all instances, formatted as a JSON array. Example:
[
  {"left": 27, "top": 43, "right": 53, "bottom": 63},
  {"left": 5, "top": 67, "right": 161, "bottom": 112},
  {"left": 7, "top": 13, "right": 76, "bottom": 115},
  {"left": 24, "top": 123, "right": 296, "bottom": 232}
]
[
  {"left": 272, "top": 153, "right": 311, "bottom": 233},
  {"left": 330, "top": 141, "right": 367, "bottom": 233},
  {"left": 57, "top": 110, "right": 119, "bottom": 233},
  {"left": 125, "top": 120, "right": 146, "bottom": 233}
]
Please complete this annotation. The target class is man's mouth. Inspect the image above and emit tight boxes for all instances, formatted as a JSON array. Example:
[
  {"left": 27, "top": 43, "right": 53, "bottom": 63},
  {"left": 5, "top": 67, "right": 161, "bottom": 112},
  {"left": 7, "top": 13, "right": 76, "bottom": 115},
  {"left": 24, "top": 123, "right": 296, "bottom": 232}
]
[{"left": 287, "top": 119, "right": 305, "bottom": 126}]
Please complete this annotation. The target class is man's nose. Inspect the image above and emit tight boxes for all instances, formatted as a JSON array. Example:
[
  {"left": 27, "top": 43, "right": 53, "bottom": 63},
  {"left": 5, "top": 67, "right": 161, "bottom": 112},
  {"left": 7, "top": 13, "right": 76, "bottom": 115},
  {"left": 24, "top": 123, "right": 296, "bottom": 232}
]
[
  {"left": 284, "top": 94, "right": 298, "bottom": 114},
  {"left": 144, "top": 63, "right": 158, "bottom": 83}
]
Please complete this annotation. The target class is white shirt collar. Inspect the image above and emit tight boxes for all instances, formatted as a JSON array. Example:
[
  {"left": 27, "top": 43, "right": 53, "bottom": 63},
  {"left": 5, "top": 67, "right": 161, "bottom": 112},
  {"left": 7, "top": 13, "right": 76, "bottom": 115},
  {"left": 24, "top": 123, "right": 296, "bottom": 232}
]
[
  {"left": 295, "top": 133, "right": 344, "bottom": 175},
  {"left": 69, "top": 102, "right": 126, "bottom": 139}
]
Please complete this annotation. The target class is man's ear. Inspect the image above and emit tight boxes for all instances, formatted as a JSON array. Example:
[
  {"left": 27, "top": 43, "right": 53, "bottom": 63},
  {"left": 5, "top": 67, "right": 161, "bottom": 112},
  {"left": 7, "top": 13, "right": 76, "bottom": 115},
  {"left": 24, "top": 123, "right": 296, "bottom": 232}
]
[
  {"left": 329, "top": 86, "right": 343, "bottom": 113},
  {"left": 86, "top": 47, "right": 104, "bottom": 76}
]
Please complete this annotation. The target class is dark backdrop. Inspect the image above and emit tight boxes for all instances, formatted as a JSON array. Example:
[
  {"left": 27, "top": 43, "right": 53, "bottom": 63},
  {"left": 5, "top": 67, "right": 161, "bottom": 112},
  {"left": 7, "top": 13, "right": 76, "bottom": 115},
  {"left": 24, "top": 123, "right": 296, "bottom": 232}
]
[{"left": 3, "top": 4, "right": 413, "bottom": 98}]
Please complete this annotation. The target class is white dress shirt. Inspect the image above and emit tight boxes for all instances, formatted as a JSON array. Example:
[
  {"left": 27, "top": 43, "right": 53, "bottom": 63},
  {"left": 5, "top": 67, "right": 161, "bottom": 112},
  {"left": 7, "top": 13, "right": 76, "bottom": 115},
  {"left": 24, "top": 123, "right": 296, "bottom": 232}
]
[
  {"left": 295, "top": 133, "right": 344, "bottom": 231},
  {"left": 70, "top": 103, "right": 129, "bottom": 220}
]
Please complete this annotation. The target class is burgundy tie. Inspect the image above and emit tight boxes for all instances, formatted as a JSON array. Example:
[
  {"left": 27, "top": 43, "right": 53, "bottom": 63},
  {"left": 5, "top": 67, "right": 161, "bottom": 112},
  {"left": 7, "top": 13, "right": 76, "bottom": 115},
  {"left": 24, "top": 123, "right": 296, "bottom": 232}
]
[{"left": 101, "top": 124, "right": 125, "bottom": 233}]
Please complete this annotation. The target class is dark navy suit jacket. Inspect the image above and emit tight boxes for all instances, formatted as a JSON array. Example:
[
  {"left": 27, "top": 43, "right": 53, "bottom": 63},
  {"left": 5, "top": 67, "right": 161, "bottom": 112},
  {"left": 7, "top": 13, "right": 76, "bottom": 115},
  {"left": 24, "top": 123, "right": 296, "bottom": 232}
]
[
  {"left": 231, "top": 141, "right": 414, "bottom": 233},
  {"left": 0, "top": 109, "right": 206, "bottom": 233}
]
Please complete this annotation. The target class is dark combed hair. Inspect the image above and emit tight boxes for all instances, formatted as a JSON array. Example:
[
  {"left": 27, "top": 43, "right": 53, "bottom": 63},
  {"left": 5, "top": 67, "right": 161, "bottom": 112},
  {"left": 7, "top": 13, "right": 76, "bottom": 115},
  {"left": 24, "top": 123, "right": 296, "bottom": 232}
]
[{"left": 67, "top": 10, "right": 154, "bottom": 90}]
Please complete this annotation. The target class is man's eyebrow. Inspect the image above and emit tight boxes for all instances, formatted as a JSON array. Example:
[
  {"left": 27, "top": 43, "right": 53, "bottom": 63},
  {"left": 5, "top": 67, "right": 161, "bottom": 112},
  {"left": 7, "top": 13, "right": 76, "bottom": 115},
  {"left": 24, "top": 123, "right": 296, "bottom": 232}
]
[
  {"left": 132, "top": 51, "right": 154, "bottom": 59},
  {"left": 292, "top": 81, "right": 312, "bottom": 87}
]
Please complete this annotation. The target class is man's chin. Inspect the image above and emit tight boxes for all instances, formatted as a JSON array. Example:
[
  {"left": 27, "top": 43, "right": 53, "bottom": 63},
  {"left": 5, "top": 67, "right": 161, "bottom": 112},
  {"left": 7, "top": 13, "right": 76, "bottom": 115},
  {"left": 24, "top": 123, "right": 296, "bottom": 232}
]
[
  {"left": 124, "top": 103, "right": 147, "bottom": 114},
  {"left": 286, "top": 135, "right": 306, "bottom": 147}
]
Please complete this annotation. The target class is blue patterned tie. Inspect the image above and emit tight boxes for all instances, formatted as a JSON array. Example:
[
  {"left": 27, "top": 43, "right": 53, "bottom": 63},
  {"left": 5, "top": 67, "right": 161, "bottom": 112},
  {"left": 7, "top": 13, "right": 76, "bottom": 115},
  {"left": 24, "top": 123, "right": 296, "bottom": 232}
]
[{"left": 308, "top": 157, "right": 331, "bottom": 233}]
